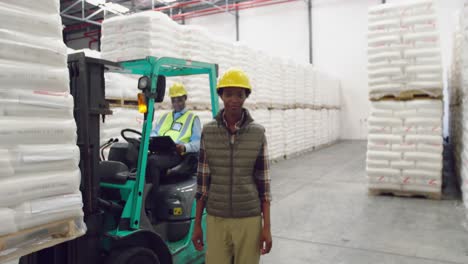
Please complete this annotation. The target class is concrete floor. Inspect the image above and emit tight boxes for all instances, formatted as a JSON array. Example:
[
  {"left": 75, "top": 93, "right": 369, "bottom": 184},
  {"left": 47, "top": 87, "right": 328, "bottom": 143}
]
[{"left": 262, "top": 141, "right": 468, "bottom": 264}]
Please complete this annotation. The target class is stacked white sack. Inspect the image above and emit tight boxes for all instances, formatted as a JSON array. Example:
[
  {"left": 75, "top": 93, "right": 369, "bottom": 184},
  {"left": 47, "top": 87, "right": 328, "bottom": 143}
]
[
  {"left": 304, "top": 109, "right": 314, "bottom": 150},
  {"left": 271, "top": 59, "right": 284, "bottom": 106},
  {"left": 101, "top": 108, "right": 143, "bottom": 144},
  {"left": 240, "top": 46, "right": 257, "bottom": 107},
  {"left": 105, "top": 73, "right": 140, "bottom": 99},
  {"left": 367, "top": 100, "right": 443, "bottom": 193},
  {"left": 284, "top": 60, "right": 297, "bottom": 107},
  {"left": 295, "top": 66, "right": 306, "bottom": 107},
  {"left": 295, "top": 109, "right": 306, "bottom": 151},
  {"left": 305, "top": 66, "right": 315, "bottom": 107},
  {"left": 314, "top": 72, "right": 324, "bottom": 107},
  {"left": 101, "top": 11, "right": 182, "bottom": 62},
  {"left": 283, "top": 109, "right": 296, "bottom": 156},
  {"left": 251, "top": 109, "right": 272, "bottom": 154},
  {"left": 254, "top": 51, "right": 270, "bottom": 107},
  {"left": 368, "top": 0, "right": 443, "bottom": 99},
  {"left": 181, "top": 26, "right": 213, "bottom": 63},
  {"left": 212, "top": 38, "right": 234, "bottom": 75},
  {"left": 270, "top": 110, "right": 285, "bottom": 160},
  {"left": 0, "top": 0, "right": 85, "bottom": 259},
  {"left": 98, "top": 10, "right": 342, "bottom": 157},
  {"left": 192, "top": 111, "right": 214, "bottom": 127},
  {"left": 180, "top": 76, "right": 212, "bottom": 106}
]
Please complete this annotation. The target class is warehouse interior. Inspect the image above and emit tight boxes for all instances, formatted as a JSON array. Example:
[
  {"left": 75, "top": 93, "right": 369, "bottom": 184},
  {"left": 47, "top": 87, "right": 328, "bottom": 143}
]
[{"left": 2, "top": 0, "right": 468, "bottom": 263}]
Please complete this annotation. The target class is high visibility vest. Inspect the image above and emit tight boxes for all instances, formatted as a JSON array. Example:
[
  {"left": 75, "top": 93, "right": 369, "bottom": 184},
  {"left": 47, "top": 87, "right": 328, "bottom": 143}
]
[{"left": 156, "top": 110, "right": 196, "bottom": 143}]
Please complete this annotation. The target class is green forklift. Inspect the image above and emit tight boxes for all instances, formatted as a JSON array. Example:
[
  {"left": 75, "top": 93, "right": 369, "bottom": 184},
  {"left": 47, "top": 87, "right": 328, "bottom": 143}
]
[{"left": 27, "top": 54, "right": 219, "bottom": 264}]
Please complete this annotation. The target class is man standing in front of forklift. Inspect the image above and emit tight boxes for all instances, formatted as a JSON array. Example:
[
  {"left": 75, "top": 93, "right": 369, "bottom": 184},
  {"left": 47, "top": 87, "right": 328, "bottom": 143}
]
[
  {"left": 148, "top": 82, "right": 201, "bottom": 190},
  {"left": 192, "top": 68, "right": 273, "bottom": 263}
]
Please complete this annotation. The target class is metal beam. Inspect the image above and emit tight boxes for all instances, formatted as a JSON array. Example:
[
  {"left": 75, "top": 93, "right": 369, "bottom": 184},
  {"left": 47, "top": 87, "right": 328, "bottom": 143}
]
[
  {"left": 61, "top": 0, "right": 82, "bottom": 14},
  {"left": 308, "top": 0, "right": 312, "bottom": 64},
  {"left": 82, "top": 0, "right": 85, "bottom": 20},
  {"left": 86, "top": 7, "right": 104, "bottom": 19},
  {"left": 235, "top": 1, "right": 239, "bottom": 41},
  {"left": 199, "top": 0, "right": 235, "bottom": 15},
  {"left": 61, "top": 13, "right": 102, "bottom": 26}
]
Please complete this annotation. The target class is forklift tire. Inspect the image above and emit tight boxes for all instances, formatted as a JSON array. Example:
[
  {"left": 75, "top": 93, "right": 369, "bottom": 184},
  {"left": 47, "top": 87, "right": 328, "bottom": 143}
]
[{"left": 107, "top": 247, "right": 160, "bottom": 264}]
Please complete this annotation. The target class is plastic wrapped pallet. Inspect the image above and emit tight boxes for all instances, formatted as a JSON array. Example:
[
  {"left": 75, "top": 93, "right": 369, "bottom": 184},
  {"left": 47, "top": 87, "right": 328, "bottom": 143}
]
[
  {"left": 367, "top": 0, "right": 443, "bottom": 100},
  {"left": 181, "top": 26, "right": 213, "bottom": 63},
  {"left": 98, "top": 10, "right": 342, "bottom": 161},
  {"left": 305, "top": 66, "right": 315, "bottom": 107},
  {"left": 105, "top": 72, "right": 140, "bottom": 100},
  {"left": 314, "top": 72, "right": 325, "bottom": 107},
  {"left": 283, "top": 109, "right": 296, "bottom": 156},
  {"left": 251, "top": 109, "right": 272, "bottom": 154},
  {"left": 367, "top": 100, "right": 443, "bottom": 194},
  {"left": 101, "top": 11, "right": 182, "bottom": 62},
  {"left": 0, "top": 0, "right": 85, "bottom": 261},
  {"left": 101, "top": 107, "right": 143, "bottom": 144},
  {"left": 269, "top": 110, "right": 285, "bottom": 160}
]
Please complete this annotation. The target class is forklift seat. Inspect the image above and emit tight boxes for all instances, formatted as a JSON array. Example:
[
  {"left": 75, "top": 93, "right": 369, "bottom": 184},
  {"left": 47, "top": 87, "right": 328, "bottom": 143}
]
[
  {"left": 160, "top": 153, "right": 198, "bottom": 185},
  {"left": 99, "top": 161, "right": 131, "bottom": 185}
]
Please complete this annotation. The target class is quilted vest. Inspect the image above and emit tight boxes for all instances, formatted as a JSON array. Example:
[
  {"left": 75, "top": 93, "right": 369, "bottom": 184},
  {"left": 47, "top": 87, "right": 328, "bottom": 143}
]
[{"left": 203, "top": 109, "right": 265, "bottom": 218}]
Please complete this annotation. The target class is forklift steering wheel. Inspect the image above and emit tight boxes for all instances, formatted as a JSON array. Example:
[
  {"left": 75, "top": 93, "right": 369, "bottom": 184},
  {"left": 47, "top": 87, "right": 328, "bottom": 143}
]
[{"left": 121, "top": 129, "right": 142, "bottom": 145}]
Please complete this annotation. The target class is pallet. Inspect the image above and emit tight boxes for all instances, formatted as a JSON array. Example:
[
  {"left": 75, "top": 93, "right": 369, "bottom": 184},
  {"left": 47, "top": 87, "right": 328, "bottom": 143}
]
[
  {"left": 255, "top": 102, "right": 272, "bottom": 109},
  {"left": 106, "top": 98, "right": 138, "bottom": 108},
  {"left": 0, "top": 218, "right": 84, "bottom": 262},
  {"left": 268, "top": 104, "right": 288, "bottom": 110},
  {"left": 105, "top": 98, "right": 342, "bottom": 112},
  {"left": 370, "top": 90, "right": 443, "bottom": 101},
  {"left": 368, "top": 188, "right": 442, "bottom": 200}
]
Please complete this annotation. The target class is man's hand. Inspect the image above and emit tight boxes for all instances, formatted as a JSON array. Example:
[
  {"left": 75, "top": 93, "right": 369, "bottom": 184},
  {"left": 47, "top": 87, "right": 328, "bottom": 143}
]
[
  {"left": 192, "top": 224, "right": 204, "bottom": 251},
  {"left": 260, "top": 226, "right": 272, "bottom": 255},
  {"left": 176, "top": 144, "right": 185, "bottom": 155}
]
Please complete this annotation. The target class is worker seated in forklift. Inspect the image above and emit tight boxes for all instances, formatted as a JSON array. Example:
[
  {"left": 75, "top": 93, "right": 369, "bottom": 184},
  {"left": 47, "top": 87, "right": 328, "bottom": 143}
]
[{"left": 147, "top": 82, "right": 201, "bottom": 202}]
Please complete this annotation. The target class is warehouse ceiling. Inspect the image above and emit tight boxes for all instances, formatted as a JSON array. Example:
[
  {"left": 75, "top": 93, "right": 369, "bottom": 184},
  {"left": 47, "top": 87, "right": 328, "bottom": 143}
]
[{"left": 60, "top": 0, "right": 246, "bottom": 34}]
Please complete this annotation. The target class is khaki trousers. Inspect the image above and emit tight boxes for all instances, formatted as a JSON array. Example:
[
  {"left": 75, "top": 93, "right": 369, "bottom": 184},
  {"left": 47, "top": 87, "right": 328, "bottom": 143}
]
[{"left": 206, "top": 214, "right": 262, "bottom": 264}]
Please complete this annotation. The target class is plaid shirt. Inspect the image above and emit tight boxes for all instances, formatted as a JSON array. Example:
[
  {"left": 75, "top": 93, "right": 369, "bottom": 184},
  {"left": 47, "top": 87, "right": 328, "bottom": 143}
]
[{"left": 196, "top": 112, "right": 272, "bottom": 204}]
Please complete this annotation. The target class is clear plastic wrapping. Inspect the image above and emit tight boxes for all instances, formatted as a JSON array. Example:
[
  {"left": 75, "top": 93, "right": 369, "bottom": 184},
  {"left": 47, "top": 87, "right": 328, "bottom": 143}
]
[
  {"left": 0, "top": 0, "right": 85, "bottom": 260},
  {"left": 0, "top": 217, "right": 86, "bottom": 263},
  {"left": 367, "top": 99, "right": 443, "bottom": 193},
  {"left": 367, "top": 0, "right": 443, "bottom": 99}
]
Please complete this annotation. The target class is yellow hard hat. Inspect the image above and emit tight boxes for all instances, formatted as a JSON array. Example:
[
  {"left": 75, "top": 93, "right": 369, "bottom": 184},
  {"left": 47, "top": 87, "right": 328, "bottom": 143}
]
[
  {"left": 169, "top": 82, "right": 187, "bottom": 98},
  {"left": 217, "top": 68, "right": 252, "bottom": 90}
]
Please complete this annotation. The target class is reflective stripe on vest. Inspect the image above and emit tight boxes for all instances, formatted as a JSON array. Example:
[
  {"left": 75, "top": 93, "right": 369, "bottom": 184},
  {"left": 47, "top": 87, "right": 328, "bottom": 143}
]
[{"left": 158, "top": 111, "right": 195, "bottom": 144}]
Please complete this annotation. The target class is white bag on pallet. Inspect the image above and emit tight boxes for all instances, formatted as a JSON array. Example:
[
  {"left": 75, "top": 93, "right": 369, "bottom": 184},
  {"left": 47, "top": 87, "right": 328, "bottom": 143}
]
[
  {"left": 0, "top": 169, "right": 81, "bottom": 207},
  {"left": 0, "top": 0, "right": 85, "bottom": 260},
  {"left": 13, "top": 193, "right": 84, "bottom": 230},
  {"left": 0, "top": 4, "right": 62, "bottom": 38},
  {"left": 0, "top": 118, "right": 77, "bottom": 146},
  {"left": 0, "top": 60, "right": 69, "bottom": 93},
  {"left": 0, "top": 208, "right": 17, "bottom": 236},
  {"left": 367, "top": 99, "right": 442, "bottom": 192}
]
